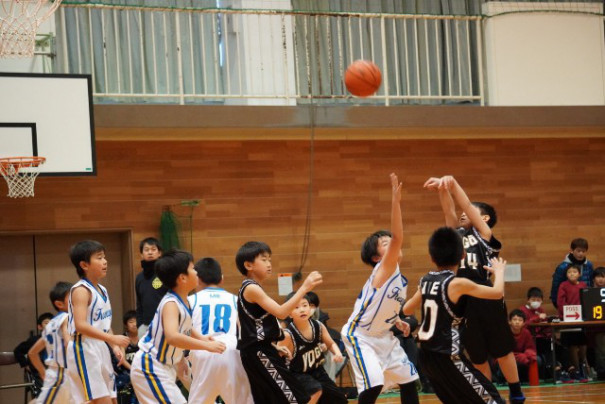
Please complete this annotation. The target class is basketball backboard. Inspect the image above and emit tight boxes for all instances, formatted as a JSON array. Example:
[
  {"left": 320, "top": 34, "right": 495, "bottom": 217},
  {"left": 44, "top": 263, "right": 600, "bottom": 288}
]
[{"left": 0, "top": 72, "right": 96, "bottom": 176}]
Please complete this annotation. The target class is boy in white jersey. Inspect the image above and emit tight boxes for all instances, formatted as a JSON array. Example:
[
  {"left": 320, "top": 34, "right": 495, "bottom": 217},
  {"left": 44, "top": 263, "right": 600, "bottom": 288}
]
[
  {"left": 28, "top": 281, "right": 73, "bottom": 404},
  {"left": 130, "top": 249, "right": 226, "bottom": 404},
  {"left": 341, "top": 173, "right": 419, "bottom": 404},
  {"left": 188, "top": 257, "right": 253, "bottom": 404},
  {"left": 65, "top": 240, "right": 130, "bottom": 404}
]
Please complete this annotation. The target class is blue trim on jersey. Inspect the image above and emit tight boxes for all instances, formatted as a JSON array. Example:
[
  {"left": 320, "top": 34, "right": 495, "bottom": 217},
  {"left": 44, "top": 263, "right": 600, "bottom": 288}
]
[
  {"left": 73, "top": 334, "right": 92, "bottom": 401},
  {"left": 89, "top": 296, "right": 97, "bottom": 325},
  {"left": 346, "top": 288, "right": 377, "bottom": 390},
  {"left": 142, "top": 352, "right": 171, "bottom": 404},
  {"left": 42, "top": 366, "right": 64, "bottom": 404},
  {"left": 168, "top": 290, "right": 192, "bottom": 316},
  {"left": 363, "top": 273, "right": 400, "bottom": 328},
  {"left": 157, "top": 334, "right": 167, "bottom": 363},
  {"left": 82, "top": 278, "right": 108, "bottom": 302}
]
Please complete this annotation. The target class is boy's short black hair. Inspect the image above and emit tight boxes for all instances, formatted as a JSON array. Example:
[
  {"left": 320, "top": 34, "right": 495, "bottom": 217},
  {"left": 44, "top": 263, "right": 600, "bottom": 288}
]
[
  {"left": 38, "top": 312, "right": 54, "bottom": 325},
  {"left": 527, "top": 287, "right": 543, "bottom": 299},
  {"left": 123, "top": 310, "right": 137, "bottom": 325},
  {"left": 566, "top": 263, "right": 582, "bottom": 275},
  {"left": 49, "top": 281, "right": 73, "bottom": 311},
  {"left": 509, "top": 309, "right": 526, "bottom": 321},
  {"left": 472, "top": 202, "right": 497, "bottom": 228},
  {"left": 593, "top": 266, "right": 605, "bottom": 279},
  {"left": 155, "top": 249, "right": 193, "bottom": 289},
  {"left": 139, "top": 237, "right": 163, "bottom": 253},
  {"left": 570, "top": 238, "right": 588, "bottom": 250},
  {"left": 306, "top": 291, "right": 320, "bottom": 307},
  {"left": 428, "top": 227, "right": 464, "bottom": 268},
  {"left": 235, "top": 241, "right": 272, "bottom": 276},
  {"left": 360, "top": 230, "right": 392, "bottom": 267},
  {"left": 194, "top": 257, "right": 222, "bottom": 285},
  {"left": 69, "top": 240, "right": 105, "bottom": 278}
]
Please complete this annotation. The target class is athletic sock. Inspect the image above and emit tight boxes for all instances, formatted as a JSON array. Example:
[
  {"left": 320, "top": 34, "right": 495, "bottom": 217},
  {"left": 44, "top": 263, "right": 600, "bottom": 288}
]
[
  {"left": 508, "top": 382, "right": 522, "bottom": 397},
  {"left": 357, "top": 385, "right": 382, "bottom": 404},
  {"left": 399, "top": 381, "right": 419, "bottom": 404}
]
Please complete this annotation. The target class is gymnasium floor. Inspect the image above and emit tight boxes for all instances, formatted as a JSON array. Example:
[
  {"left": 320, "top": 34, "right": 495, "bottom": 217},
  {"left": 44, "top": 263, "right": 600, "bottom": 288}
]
[{"left": 357, "top": 382, "right": 605, "bottom": 403}]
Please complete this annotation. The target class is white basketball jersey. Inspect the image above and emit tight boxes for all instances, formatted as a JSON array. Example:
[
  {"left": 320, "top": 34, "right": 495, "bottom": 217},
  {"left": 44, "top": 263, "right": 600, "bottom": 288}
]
[
  {"left": 68, "top": 279, "right": 113, "bottom": 335},
  {"left": 139, "top": 291, "right": 192, "bottom": 366},
  {"left": 188, "top": 287, "right": 238, "bottom": 349},
  {"left": 42, "top": 312, "right": 69, "bottom": 368},
  {"left": 343, "top": 263, "right": 408, "bottom": 337}
]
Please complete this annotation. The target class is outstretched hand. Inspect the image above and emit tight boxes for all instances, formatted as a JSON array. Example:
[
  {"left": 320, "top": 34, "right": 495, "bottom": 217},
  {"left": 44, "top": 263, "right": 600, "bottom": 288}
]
[
  {"left": 302, "top": 271, "right": 323, "bottom": 292},
  {"left": 423, "top": 177, "right": 441, "bottom": 191},
  {"left": 394, "top": 318, "right": 411, "bottom": 337},
  {"left": 483, "top": 257, "right": 507, "bottom": 275},
  {"left": 391, "top": 173, "right": 402, "bottom": 202}
]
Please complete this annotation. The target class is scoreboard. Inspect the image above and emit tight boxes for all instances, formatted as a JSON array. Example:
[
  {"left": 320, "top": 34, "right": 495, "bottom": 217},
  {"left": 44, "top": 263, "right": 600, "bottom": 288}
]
[{"left": 580, "top": 287, "right": 605, "bottom": 321}]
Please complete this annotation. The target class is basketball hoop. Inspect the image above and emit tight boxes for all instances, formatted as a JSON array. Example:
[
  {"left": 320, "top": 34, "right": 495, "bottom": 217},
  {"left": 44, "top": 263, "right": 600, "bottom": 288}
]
[
  {"left": 0, "top": 0, "right": 62, "bottom": 58},
  {"left": 0, "top": 156, "right": 45, "bottom": 198}
]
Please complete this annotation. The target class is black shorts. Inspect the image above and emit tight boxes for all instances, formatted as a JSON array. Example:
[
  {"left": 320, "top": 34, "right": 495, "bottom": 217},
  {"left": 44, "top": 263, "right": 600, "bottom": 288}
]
[
  {"left": 419, "top": 349, "right": 505, "bottom": 404},
  {"left": 560, "top": 329, "right": 586, "bottom": 346},
  {"left": 462, "top": 297, "right": 515, "bottom": 363},
  {"left": 294, "top": 367, "right": 348, "bottom": 404},
  {"left": 240, "top": 344, "right": 310, "bottom": 404}
]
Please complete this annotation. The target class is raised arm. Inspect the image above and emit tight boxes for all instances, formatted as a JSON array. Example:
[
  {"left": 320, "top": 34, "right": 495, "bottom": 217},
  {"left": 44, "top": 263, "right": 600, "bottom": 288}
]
[
  {"left": 448, "top": 257, "right": 506, "bottom": 303},
  {"left": 372, "top": 173, "right": 403, "bottom": 289},
  {"left": 244, "top": 271, "right": 323, "bottom": 319},
  {"left": 424, "top": 177, "right": 458, "bottom": 227},
  {"left": 441, "top": 176, "right": 492, "bottom": 240}
]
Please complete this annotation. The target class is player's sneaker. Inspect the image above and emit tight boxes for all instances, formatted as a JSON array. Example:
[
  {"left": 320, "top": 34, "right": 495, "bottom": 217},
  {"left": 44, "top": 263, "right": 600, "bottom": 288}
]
[
  {"left": 509, "top": 394, "right": 526, "bottom": 403},
  {"left": 570, "top": 369, "right": 589, "bottom": 383}
]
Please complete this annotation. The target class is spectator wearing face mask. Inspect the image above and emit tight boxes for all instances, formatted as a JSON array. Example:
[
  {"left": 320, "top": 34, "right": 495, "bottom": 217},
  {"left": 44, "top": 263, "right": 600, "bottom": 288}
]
[{"left": 519, "top": 287, "right": 560, "bottom": 379}]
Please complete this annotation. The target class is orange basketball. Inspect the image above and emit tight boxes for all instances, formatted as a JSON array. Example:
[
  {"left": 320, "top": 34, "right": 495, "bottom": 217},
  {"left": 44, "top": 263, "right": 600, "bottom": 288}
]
[{"left": 344, "top": 60, "right": 382, "bottom": 97}]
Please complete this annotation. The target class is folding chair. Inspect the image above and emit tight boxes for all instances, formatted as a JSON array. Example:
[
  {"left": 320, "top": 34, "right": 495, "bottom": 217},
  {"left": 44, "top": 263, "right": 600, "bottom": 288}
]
[{"left": 0, "top": 352, "right": 36, "bottom": 404}]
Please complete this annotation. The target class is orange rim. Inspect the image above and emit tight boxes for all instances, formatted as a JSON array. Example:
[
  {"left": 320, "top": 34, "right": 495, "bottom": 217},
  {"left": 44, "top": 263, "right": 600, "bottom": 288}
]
[{"left": 0, "top": 156, "right": 46, "bottom": 174}]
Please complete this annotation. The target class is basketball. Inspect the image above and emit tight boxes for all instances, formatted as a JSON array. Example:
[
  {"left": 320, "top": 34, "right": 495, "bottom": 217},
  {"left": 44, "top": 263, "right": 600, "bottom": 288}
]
[{"left": 344, "top": 60, "right": 382, "bottom": 97}]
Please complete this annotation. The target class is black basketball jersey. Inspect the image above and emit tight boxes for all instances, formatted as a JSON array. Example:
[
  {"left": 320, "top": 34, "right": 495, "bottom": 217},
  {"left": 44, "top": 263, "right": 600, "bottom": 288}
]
[
  {"left": 286, "top": 319, "right": 325, "bottom": 373},
  {"left": 418, "top": 270, "right": 465, "bottom": 355},
  {"left": 237, "top": 279, "right": 284, "bottom": 350},
  {"left": 457, "top": 226, "right": 501, "bottom": 286}
]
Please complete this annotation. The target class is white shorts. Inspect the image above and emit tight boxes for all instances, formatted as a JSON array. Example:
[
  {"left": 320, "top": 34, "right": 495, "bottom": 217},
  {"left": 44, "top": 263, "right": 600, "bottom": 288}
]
[
  {"left": 342, "top": 331, "right": 418, "bottom": 393},
  {"left": 36, "top": 366, "right": 71, "bottom": 404},
  {"left": 188, "top": 348, "right": 253, "bottom": 404},
  {"left": 66, "top": 336, "right": 116, "bottom": 403},
  {"left": 130, "top": 351, "right": 186, "bottom": 404}
]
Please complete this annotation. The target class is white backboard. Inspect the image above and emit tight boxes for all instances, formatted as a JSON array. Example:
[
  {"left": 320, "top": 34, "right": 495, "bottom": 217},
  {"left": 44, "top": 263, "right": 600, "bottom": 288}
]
[{"left": 0, "top": 73, "right": 96, "bottom": 176}]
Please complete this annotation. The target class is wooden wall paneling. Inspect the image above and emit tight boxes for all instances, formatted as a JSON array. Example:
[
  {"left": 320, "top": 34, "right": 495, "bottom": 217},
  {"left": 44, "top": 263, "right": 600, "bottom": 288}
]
[{"left": 1, "top": 127, "right": 605, "bottom": 331}]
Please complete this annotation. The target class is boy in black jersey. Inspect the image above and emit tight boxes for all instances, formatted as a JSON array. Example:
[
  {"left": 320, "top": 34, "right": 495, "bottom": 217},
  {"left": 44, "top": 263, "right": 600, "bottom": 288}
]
[
  {"left": 236, "top": 241, "right": 323, "bottom": 404},
  {"left": 278, "top": 294, "right": 347, "bottom": 404},
  {"left": 403, "top": 227, "right": 506, "bottom": 404},
  {"left": 424, "top": 175, "right": 524, "bottom": 403}
]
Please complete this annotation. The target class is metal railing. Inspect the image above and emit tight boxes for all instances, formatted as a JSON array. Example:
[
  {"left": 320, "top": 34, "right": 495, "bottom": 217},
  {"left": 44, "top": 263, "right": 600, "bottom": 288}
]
[{"left": 54, "top": 4, "right": 483, "bottom": 105}]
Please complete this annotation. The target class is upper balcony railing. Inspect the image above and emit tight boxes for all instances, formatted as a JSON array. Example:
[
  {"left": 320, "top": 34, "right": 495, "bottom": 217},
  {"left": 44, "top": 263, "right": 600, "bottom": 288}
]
[
  {"left": 51, "top": 1, "right": 604, "bottom": 106},
  {"left": 54, "top": 3, "right": 483, "bottom": 105}
]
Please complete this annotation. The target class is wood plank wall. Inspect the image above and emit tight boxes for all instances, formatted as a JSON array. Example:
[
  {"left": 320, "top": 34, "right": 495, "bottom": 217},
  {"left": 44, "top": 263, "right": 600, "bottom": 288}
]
[{"left": 1, "top": 106, "right": 605, "bottom": 330}]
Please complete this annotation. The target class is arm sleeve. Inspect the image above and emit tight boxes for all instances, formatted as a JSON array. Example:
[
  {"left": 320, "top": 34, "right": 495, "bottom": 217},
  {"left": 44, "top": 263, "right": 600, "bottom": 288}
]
[
  {"left": 135, "top": 276, "right": 144, "bottom": 327},
  {"left": 550, "top": 264, "right": 567, "bottom": 308},
  {"left": 557, "top": 283, "right": 567, "bottom": 318}
]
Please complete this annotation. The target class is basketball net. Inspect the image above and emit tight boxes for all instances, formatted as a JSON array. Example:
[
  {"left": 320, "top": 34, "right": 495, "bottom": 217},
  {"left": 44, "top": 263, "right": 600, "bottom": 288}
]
[
  {"left": 0, "top": 157, "right": 45, "bottom": 198},
  {"left": 0, "top": 0, "right": 62, "bottom": 58}
]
